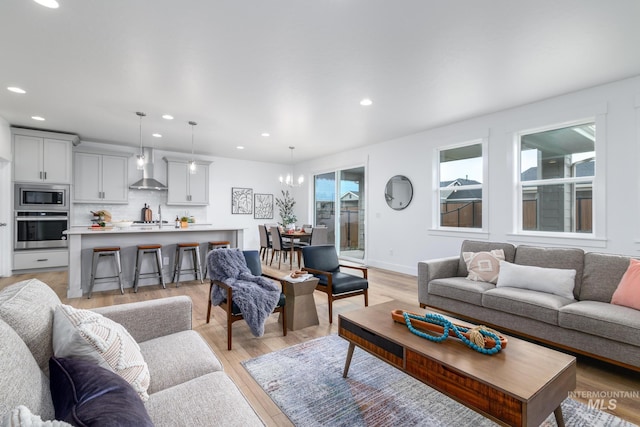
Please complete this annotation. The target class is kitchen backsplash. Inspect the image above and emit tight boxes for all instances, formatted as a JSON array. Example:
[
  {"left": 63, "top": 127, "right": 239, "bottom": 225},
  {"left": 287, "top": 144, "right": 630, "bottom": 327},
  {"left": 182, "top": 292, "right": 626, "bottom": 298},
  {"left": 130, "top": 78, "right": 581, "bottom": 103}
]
[{"left": 72, "top": 190, "right": 207, "bottom": 225}]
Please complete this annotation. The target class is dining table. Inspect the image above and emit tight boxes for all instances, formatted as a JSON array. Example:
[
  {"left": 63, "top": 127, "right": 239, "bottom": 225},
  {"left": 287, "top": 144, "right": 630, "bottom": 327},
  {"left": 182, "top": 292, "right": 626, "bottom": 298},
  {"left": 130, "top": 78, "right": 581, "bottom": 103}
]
[{"left": 279, "top": 229, "right": 311, "bottom": 269}]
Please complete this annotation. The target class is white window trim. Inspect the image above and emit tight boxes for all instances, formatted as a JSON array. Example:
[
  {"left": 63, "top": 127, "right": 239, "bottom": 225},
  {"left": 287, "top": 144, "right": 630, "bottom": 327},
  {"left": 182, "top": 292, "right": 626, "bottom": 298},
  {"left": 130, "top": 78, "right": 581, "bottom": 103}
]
[
  {"left": 431, "top": 138, "right": 488, "bottom": 234},
  {"left": 513, "top": 115, "right": 606, "bottom": 243}
]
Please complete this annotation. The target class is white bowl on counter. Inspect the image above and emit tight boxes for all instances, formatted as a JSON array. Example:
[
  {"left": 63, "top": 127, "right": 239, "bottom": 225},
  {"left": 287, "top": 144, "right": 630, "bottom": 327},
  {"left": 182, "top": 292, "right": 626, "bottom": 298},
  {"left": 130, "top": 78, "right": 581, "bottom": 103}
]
[{"left": 112, "top": 220, "right": 134, "bottom": 228}]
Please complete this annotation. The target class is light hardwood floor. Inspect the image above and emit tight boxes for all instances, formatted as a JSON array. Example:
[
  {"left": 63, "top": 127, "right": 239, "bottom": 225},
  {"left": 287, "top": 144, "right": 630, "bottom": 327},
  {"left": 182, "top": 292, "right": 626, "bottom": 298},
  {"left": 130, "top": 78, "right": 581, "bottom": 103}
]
[{"left": 2, "top": 261, "right": 639, "bottom": 426}]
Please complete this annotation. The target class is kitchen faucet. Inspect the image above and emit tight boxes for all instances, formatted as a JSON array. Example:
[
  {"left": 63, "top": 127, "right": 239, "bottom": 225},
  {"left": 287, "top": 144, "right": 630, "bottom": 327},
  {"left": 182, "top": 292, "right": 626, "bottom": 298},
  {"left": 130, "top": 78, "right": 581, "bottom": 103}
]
[{"left": 158, "top": 204, "right": 162, "bottom": 229}]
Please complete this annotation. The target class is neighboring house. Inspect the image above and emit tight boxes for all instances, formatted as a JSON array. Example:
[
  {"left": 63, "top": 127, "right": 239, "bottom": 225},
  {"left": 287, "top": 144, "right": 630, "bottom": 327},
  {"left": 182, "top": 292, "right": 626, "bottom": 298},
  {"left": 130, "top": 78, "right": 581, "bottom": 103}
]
[
  {"left": 521, "top": 159, "right": 594, "bottom": 181},
  {"left": 440, "top": 178, "right": 482, "bottom": 202},
  {"left": 521, "top": 159, "right": 594, "bottom": 232}
]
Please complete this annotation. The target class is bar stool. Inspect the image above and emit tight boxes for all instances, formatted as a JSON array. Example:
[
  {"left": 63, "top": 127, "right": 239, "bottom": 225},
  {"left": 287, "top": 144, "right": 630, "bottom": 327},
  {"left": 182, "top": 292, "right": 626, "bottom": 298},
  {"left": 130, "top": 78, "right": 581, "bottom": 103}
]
[
  {"left": 88, "top": 246, "right": 123, "bottom": 298},
  {"left": 172, "top": 242, "right": 203, "bottom": 287},
  {"left": 133, "top": 244, "right": 166, "bottom": 292},
  {"left": 203, "top": 240, "right": 231, "bottom": 279}
]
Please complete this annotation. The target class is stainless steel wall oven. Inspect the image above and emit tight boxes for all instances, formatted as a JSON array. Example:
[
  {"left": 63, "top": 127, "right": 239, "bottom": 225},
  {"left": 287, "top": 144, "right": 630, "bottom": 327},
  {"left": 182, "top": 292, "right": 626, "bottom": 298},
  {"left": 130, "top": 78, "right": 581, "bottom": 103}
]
[{"left": 14, "top": 184, "right": 69, "bottom": 250}]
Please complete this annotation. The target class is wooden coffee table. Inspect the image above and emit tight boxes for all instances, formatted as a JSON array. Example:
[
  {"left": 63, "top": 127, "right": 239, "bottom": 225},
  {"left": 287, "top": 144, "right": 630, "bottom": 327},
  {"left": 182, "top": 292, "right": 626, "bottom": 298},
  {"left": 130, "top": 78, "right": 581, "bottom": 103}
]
[{"left": 338, "top": 301, "right": 576, "bottom": 427}]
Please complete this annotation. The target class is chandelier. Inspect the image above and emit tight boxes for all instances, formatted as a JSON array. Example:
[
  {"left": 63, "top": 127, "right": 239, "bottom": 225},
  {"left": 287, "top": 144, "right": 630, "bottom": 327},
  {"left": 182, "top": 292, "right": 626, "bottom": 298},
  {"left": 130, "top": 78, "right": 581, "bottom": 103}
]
[
  {"left": 188, "top": 121, "right": 197, "bottom": 174},
  {"left": 136, "top": 112, "right": 146, "bottom": 170},
  {"left": 279, "top": 146, "right": 304, "bottom": 187}
]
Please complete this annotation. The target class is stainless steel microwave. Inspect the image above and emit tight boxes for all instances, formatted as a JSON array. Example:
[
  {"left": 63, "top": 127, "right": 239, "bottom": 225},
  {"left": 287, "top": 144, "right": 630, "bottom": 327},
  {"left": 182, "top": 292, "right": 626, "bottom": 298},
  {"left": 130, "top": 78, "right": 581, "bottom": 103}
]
[{"left": 15, "top": 183, "right": 69, "bottom": 210}]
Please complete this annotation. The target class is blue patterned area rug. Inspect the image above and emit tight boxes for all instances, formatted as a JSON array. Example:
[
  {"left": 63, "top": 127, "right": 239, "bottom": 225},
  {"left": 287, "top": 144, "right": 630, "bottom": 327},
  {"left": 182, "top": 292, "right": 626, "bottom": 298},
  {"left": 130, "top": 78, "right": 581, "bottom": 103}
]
[{"left": 242, "top": 334, "right": 635, "bottom": 427}]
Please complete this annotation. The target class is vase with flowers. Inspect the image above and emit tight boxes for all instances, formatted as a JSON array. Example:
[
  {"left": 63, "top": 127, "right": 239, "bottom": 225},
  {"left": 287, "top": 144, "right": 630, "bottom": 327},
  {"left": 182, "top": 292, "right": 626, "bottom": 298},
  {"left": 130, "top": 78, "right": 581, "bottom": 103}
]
[{"left": 275, "top": 190, "right": 297, "bottom": 229}]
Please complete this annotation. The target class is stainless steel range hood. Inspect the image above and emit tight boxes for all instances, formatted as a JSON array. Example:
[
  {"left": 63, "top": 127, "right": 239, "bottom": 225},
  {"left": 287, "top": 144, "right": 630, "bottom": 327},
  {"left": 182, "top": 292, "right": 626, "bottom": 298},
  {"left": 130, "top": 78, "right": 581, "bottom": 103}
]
[{"left": 129, "top": 147, "right": 168, "bottom": 190}]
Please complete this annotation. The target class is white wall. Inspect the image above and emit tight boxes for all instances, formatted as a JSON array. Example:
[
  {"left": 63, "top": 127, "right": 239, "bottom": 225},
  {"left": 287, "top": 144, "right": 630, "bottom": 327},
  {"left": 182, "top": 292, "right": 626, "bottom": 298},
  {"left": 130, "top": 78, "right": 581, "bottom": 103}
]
[{"left": 296, "top": 75, "right": 640, "bottom": 275}]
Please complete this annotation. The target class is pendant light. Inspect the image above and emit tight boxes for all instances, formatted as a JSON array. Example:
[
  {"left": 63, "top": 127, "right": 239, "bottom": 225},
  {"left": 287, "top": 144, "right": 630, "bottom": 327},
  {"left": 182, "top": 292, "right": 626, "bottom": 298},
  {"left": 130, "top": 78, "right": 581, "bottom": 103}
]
[
  {"left": 188, "top": 121, "right": 197, "bottom": 174},
  {"left": 279, "top": 146, "right": 304, "bottom": 187},
  {"left": 136, "top": 112, "right": 146, "bottom": 170}
]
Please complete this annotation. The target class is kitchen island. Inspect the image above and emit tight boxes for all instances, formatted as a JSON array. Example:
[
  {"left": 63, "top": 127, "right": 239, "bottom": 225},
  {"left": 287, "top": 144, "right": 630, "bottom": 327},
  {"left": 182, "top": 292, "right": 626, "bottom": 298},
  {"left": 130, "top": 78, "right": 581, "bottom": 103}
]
[{"left": 64, "top": 225, "right": 245, "bottom": 298}]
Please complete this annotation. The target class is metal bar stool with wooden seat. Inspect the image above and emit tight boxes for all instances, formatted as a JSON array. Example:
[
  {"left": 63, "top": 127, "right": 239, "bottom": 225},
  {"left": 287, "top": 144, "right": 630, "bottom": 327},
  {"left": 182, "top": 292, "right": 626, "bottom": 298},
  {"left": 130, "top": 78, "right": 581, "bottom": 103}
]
[
  {"left": 133, "top": 244, "right": 166, "bottom": 292},
  {"left": 203, "top": 240, "right": 231, "bottom": 279},
  {"left": 88, "top": 246, "right": 123, "bottom": 298},
  {"left": 172, "top": 242, "right": 203, "bottom": 287}
]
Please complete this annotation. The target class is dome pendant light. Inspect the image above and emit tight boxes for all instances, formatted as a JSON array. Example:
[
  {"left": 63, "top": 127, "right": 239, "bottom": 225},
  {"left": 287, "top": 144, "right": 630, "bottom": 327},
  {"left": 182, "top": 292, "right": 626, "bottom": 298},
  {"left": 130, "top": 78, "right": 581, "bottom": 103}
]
[
  {"left": 188, "top": 121, "right": 197, "bottom": 174},
  {"left": 136, "top": 112, "right": 146, "bottom": 170},
  {"left": 279, "top": 146, "right": 304, "bottom": 187}
]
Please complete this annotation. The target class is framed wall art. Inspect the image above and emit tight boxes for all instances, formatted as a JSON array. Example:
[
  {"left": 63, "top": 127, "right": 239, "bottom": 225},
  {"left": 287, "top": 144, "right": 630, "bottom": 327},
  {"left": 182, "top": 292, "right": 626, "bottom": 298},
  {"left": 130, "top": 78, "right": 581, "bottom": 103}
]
[
  {"left": 231, "top": 187, "right": 253, "bottom": 214},
  {"left": 254, "top": 193, "right": 274, "bottom": 219}
]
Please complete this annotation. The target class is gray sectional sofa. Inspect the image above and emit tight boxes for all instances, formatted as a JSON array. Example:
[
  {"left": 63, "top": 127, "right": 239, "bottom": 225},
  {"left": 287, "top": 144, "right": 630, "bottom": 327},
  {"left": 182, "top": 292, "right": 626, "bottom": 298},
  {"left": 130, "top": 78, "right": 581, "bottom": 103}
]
[
  {"left": 0, "top": 278, "right": 263, "bottom": 426},
  {"left": 418, "top": 240, "right": 640, "bottom": 371}
]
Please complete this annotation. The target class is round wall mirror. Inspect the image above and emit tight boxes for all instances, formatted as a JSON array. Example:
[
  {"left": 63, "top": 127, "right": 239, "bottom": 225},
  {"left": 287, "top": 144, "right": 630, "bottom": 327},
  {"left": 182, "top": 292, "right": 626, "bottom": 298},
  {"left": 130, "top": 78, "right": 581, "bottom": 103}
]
[{"left": 384, "top": 175, "right": 413, "bottom": 210}]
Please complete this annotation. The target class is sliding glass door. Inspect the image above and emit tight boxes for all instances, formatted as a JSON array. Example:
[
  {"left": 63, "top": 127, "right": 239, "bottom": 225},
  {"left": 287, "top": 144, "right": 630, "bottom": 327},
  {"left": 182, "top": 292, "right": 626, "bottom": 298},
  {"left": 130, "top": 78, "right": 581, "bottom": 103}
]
[
  {"left": 314, "top": 172, "right": 336, "bottom": 244},
  {"left": 313, "top": 166, "right": 365, "bottom": 260}
]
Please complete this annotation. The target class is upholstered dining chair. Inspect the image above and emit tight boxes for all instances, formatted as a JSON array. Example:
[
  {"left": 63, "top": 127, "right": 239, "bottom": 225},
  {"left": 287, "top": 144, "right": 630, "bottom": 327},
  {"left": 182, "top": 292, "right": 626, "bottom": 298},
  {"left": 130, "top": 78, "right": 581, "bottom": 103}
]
[
  {"left": 270, "top": 226, "right": 302, "bottom": 269},
  {"left": 258, "top": 224, "right": 272, "bottom": 261},
  {"left": 297, "top": 227, "right": 329, "bottom": 247},
  {"left": 206, "top": 249, "right": 286, "bottom": 350},
  {"left": 301, "top": 245, "right": 368, "bottom": 323}
]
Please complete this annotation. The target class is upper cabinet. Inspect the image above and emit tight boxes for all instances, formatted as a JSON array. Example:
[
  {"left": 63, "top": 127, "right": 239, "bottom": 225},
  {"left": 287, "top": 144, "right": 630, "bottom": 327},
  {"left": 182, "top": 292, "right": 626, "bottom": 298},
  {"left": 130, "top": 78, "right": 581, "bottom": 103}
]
[
  {"left": 73, "top": 151, "right": 129, "bottom": 203},
  {"left": 164, "top": 157, "right": 211, "bottom": 205},
  {"left": 12, "top": 128, "right": 79, "bottom": 184}
]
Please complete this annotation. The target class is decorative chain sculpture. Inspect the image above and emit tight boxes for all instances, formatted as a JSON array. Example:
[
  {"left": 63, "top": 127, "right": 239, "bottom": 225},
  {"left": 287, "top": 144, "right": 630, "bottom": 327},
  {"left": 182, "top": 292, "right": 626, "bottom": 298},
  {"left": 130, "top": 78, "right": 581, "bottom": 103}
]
[{"left": 402, "top": 312, "right": 503, "bottom": 355}]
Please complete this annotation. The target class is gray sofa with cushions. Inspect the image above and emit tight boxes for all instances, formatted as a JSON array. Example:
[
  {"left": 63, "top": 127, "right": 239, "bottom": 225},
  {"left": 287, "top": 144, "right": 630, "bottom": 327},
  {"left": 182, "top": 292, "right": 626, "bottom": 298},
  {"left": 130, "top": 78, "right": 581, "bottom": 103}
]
[
  {"left": 0, "top": 278, "right": 263, "bottom": 426},
  {"left": 418, "top": 240, "right": 640, "bottom": 371}
]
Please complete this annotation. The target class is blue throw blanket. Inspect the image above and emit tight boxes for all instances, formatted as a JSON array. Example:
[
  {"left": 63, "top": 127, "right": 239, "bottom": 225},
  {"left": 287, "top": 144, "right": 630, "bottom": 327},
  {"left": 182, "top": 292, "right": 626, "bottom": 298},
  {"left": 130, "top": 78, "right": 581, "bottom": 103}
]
[{"left": 208, "top": 249, "right": 281, "bottom": 337}]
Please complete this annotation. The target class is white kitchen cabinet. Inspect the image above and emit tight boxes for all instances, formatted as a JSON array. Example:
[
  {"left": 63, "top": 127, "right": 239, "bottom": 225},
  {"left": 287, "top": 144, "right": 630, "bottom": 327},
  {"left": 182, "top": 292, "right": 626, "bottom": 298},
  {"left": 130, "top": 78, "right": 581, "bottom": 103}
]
[
  {"left": 13, "top": 249, "right": 69, "bottom": 270},
  {"left": 12, "top": 129, "right": 78, "bottom": 184},
  {"left": 164, "top": 158, "right": 211, "bottom": 205},
  {"left": 74, "top": 151, "right": 129, "bottom": 203}
]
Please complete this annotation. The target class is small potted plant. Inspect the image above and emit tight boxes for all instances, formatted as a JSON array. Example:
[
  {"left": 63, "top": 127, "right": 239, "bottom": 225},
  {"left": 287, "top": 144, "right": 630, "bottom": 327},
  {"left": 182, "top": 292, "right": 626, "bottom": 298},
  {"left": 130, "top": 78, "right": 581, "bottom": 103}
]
[{"left": 180, "top": 216, "right": 189, "bottom": 228}]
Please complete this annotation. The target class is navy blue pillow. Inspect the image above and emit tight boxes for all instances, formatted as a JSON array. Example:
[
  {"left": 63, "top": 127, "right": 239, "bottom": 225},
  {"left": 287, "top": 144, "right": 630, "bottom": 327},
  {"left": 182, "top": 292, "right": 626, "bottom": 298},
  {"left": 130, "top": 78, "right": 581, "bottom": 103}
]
[{"left": 49, "top": 356, "right": 154, "bottom": 427}]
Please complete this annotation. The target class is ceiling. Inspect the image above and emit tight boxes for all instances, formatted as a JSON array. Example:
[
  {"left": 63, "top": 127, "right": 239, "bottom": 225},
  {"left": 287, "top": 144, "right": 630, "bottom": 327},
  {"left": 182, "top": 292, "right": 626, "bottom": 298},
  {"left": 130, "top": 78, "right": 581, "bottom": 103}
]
[{"left": 1, "top": 1, "right": 640, "bottom": 164}]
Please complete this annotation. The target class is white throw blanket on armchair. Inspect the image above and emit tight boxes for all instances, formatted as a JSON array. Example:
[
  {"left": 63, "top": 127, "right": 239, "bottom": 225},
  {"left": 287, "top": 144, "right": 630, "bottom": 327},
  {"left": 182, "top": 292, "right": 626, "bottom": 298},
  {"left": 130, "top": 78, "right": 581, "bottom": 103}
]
[{"left": 207, "top": 249, "right": 281, "bottom": 337}]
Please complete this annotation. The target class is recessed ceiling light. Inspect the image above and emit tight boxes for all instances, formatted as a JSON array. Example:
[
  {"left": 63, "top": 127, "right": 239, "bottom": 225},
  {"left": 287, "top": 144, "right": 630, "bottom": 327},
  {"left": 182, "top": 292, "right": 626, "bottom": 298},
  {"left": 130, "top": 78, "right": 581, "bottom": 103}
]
[
  {"left": 31, "top": 116, "right": 45, "bottom": 121},
  {"left": 237, "top": 146, "right": 245, "bottom": 150},
  {"left": 261, "top": 132, "right": 270, "bottom": 137},
  {"left": 152, "top": 133, "right": 162, "bottom": 138},
  {"left": 7, "top": 87, "right": 26, "bottom": 94},
  {"left": 360, "top": 98, "right": 373, "bottom": 106},
  {"left": 162, "top": 114, "right": 174, "bottom": 120},
  {"left": 33, "top": 0, "right": 59, "bottom": 8}
]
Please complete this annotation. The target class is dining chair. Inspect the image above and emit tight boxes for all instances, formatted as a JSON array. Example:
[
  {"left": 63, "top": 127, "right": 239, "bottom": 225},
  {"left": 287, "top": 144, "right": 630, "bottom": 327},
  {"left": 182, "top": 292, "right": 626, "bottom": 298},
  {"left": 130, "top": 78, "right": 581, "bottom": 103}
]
[
  {"left": 206, "top": 249, "right": 286, "bottom": 350},
  {"left": 258, "top": 224, "right": 271, "bottom": 261},
  {"left": 297, "top": 227, "right": 328, "bottom": 247},
  {"left": 301, "top": 245, "right": 368, "bottom": 323},
  {"left": 270, "top": 226, "right": 302, "bottom": 269}
]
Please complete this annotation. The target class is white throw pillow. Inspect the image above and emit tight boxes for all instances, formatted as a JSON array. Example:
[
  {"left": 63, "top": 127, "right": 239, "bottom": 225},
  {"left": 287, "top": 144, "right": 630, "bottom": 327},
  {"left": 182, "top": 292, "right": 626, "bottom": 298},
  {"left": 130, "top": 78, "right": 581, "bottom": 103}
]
[
  {"left": 462, "top": 249, "right": 505, "bottom": 284},
  {"left": 496, "top": 261, "right": 576, "bottom": 300},
  {"left": 52, "top": 304, "right": 150, "bottom": 401}
]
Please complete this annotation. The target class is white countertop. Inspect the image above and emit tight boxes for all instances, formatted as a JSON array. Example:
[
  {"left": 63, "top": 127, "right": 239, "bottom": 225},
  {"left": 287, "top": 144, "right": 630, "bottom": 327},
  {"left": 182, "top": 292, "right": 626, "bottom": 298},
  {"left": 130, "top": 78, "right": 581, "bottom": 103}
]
[{"left": 64, "top": 225, "right": 244, "bottom": 235}]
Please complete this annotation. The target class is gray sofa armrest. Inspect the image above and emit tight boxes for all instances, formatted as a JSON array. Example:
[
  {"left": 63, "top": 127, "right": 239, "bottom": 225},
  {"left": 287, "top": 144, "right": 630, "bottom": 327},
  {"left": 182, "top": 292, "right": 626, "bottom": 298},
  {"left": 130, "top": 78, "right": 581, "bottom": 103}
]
[
  {"left": 418, "top": 256, "right": 460, "bottom": 306},
  {"left": 92, "top": 296, "right": 193, "bottom": 343}
]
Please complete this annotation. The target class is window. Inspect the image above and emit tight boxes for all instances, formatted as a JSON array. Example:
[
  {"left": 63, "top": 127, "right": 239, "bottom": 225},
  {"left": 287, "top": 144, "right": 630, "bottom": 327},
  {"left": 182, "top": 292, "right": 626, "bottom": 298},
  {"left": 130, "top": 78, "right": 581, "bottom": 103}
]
[
  {"left": 437, "top": 141, "right": 484, "bottom": 229},
  {"left": 519, "top": 121, "right": 595, "bottom": 234}
]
